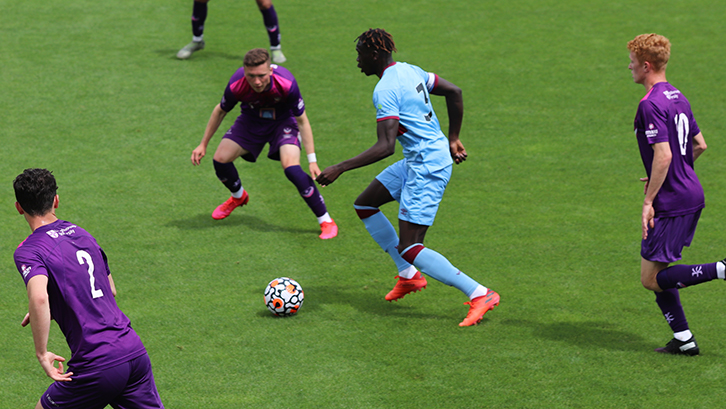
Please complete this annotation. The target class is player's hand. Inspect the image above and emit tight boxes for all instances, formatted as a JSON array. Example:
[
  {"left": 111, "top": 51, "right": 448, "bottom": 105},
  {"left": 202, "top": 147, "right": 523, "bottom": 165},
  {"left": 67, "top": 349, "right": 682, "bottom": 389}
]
[
  {"left": 21, "top": 312, "right": 30, "bottom": 327},
  {"left": 191, "top": 145, "right": 207, "bottom": 166},
  {"left": 308, "top": 162, "right": 321, "bottom": 179},
  {"left": 316, "top": 165, "right": 343, "bottom": 187},
  {"left": 450, "top": 139, "right": 468, "bottom": 164},
  {"left": 642, "top": 202, "right": 655, "bottom": 240},
  {"left": 640, "top": 177, "right": 649, "bottom": 195},
  {"left": 38, "top": 352, "right": 73, "bottom": 382}
]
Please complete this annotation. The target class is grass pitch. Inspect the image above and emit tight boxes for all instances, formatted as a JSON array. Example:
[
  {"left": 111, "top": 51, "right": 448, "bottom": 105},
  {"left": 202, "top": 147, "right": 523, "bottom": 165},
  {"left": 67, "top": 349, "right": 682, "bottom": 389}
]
[{"left": 2, "top": 0, "right": 726, "bottom": 407}]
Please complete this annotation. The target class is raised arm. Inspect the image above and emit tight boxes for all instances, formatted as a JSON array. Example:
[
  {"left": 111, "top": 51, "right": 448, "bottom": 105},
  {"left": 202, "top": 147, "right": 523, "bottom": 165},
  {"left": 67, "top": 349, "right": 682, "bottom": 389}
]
[
  {"left": 430, "top": 77, "right": 467, "bottom": 163},
  {"left": 315, "top": 118, "right": 398, "bottom": 186}
]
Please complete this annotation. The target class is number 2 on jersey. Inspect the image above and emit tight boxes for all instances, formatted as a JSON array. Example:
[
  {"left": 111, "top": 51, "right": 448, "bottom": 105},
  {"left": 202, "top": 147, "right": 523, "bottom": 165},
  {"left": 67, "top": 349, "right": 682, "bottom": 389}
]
[{"left": 77, "top": 250, "right": 104, "bottom": 299}]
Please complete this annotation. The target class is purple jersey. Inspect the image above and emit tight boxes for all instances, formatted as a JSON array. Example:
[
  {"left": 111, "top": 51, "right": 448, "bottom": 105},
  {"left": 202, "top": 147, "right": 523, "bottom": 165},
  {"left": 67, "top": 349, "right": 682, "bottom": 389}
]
[
  {"left": 219, "top": 64, "right": 305, "bottom": 134},
  {"left": 635, "top": 82, "right": 704, "bottom": 217},
  {"left": 14, "top": 220, "right": 146, "bottom": 372}
]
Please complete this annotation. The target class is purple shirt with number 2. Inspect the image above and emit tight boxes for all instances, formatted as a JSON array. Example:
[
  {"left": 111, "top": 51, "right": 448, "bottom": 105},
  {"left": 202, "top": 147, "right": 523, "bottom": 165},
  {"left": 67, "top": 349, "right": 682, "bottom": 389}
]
[{"left": 14, "top": 220, "right": 146, "bottom": 372}]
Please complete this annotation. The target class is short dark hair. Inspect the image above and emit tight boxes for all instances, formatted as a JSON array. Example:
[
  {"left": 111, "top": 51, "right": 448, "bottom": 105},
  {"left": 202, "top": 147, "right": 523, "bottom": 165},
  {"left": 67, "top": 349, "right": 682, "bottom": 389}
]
[
  {"left": 356, "top": 28, "right": 397, "bottom": 54},
  {"left": 13, "top": 168, "right": 57, "bottom": 217},
  {"left": 243, "top": 48, "right": 271, "bottom": 67}
]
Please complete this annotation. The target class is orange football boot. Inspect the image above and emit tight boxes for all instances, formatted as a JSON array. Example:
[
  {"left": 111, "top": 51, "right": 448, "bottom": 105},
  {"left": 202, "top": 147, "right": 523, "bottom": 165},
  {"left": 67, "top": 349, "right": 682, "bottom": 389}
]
[
  {"left": 385, "top": 271, "right": 427, "bottom": 301},
  {"left": 459, "top": 289, "right": 500, "bottom": 327},
  {"left": 319, "top": 219, "right": 338, "bottom": 239},
  {"left": 212, "top": 191, "right": 249, "bottom": 220}
]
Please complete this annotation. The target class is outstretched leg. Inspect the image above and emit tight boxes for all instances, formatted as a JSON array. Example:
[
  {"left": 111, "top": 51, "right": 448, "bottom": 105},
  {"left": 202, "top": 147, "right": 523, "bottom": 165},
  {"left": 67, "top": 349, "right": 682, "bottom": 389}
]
[{"left": 398, "top": 221, "right": 496, "bottom": 327}]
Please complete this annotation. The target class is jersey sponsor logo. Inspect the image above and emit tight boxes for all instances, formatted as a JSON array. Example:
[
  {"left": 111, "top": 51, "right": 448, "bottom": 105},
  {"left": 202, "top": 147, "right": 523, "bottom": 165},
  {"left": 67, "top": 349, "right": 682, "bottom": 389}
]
[
  {"left": 46, "top": 225, "right": 77, "bottom": 239},
  {"left": 260, "top": 108, "right": 276, "bottom": 120},
  {"left": 663, "top": 90, "right": 681, "bottom": 100},
  {"left": 298, "top": 98, "right": 304, "bottom": 110},
  {"left": 21, "top": 264, "right": 32, "bottom": 278},
  {"left": 645, "top": 123, "right": 658, "bottom": 138}
]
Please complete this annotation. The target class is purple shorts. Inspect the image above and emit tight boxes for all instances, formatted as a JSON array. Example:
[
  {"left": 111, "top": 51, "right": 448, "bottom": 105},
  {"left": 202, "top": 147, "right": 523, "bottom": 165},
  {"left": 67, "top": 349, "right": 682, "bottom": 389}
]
[
  {"left": 40, "top": 353, "right": 163, "bottom": 409},
  {"left": 641, "top": 210, "right": 701, "bottom": 263},
  {"left": 223, "top": 115, "right": 301, "bottom": 162}
]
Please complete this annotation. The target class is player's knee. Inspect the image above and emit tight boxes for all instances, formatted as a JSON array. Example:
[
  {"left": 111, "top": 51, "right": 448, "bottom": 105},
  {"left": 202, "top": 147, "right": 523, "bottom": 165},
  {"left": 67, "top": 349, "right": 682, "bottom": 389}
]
[
  {"left": 212, "top": 152, "right": 232, "bottom": 163},
  {"left": 641, "top": 276, "right": 660, "bottom": 291},
  {"left": 256, "top": 0, "right": 272, "bottom": 10}
]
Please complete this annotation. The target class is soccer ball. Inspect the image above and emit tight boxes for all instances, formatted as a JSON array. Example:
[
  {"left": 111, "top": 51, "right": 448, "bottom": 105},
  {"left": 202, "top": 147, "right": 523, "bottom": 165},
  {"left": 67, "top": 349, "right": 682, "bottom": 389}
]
[{"left": 264, "top": 277, "right": 304, "bottom": 317}]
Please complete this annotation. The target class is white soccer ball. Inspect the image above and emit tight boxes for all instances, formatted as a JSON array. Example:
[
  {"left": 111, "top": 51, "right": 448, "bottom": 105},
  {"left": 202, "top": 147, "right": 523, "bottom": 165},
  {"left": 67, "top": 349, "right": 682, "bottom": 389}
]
[{"left": 264, "top": 277, "right": 304, "bottom": 317}]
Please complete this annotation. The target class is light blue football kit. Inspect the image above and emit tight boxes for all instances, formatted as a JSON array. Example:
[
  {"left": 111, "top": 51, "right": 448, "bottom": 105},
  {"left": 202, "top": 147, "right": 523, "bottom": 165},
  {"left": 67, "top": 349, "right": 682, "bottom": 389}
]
[
  {"left": 355, "top": 62, "right": 484, "bottom": 298},
  {"left": 373, "top": 62, "right": 452, "bottom": 226}
]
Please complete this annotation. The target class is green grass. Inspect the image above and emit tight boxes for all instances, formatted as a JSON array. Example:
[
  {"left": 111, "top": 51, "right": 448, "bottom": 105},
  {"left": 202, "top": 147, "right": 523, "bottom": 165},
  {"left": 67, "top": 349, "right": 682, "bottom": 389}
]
[{"left": 2, "top": 0, "right": 726, "bottom": 407}]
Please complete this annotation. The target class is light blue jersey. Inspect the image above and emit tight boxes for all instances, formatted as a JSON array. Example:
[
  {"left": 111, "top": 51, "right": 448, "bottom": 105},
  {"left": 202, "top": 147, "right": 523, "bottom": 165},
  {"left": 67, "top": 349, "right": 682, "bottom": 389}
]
[{"left": 373, "top": 62, "right": 453, "bottom": 172}]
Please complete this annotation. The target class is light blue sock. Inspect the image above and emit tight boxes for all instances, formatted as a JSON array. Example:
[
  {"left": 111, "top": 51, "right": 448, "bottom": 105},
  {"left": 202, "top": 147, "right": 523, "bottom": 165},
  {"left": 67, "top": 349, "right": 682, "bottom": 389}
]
[
  {"left": 354, "top": 205, "right": 412, "bottom": 273},
  {"left": 401, "top": 244, "right": 480, "bottom": 297}
]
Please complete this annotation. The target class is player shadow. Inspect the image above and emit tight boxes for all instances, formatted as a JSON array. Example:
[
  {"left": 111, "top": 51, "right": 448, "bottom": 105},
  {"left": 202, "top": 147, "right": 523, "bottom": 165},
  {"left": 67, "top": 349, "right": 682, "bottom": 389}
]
[
  {"left": 296, "top": 284, "right": 440, "bottom": 320},
  {"left": 167, "top": 213, "right": 316, "bottom": 235},
  {"left": 154, "top": 49, "right": 241, "bottom": 61},
  {"left": 501, "top": 319, "right": 653, "bottom": 352}
]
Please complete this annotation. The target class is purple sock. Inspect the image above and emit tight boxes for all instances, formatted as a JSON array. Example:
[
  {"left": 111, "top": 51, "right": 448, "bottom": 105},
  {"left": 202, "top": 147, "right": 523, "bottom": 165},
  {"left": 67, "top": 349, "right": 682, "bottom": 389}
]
[
  {"left": 213, "top": 160, "right": 241, "bottom": 193},
  {"left": 284, "top": 165, "right": 326, "bottom": 217},
  {"left": 191, "top": 1, "right": 208, "bottom": 38},
  {"left": 259, "top": 5, "right": 281, "bottom": 47},
  {"left": 656, "top": 263, "right": 718, "bottom": 289},
  {"left": 654, "top": 288, "right": 689, "bottom": 333}
]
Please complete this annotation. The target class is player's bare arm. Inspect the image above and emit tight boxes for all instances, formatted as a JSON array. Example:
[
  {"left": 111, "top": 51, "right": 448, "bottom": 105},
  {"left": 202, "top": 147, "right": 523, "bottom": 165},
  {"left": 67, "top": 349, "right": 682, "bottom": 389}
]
[
  {"left": 108, "top": 274, "right": 117, "bottom": 298},
  {"left": 642, "top": 141, "right": 672, "bottom": 239},
  {"left": 191, "top": 104, "right": 228, "bottom": 166},
  {"left": 430, "top": 77, "right": 466, "bottom": 164},
  {"left": 295, "top": 111, "right": 321, "bottom": 178},
  {"left": 692, "top": 132, "right": 707, "bottom": 161},
  {"left": 27, "top": 275, "right": 73, "bottom": 382},
  {"left": 316, "top": 118, "right": 398, "bottom": 187}
]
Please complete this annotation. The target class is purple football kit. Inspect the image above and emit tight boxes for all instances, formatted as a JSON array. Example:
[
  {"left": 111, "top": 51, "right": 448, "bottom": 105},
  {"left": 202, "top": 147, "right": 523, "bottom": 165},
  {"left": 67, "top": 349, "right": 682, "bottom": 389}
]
[
  {"left": 15, "top": 220, "right": 163, "bottom": 409},
  {"left": 635, "top": 82, "right": 704, "bottom": 263},
  {"left": 220, "top": 64, "right": 305, "bottom": 162},
  {"left": 633, "top": 80, "right": 726, "bottom": 356}
]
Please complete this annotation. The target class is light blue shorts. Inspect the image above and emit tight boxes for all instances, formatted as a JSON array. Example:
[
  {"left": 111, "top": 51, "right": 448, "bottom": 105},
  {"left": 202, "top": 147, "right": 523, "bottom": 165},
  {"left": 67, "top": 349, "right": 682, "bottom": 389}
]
[{"left": 375, "top": 159, "right": 452, "bottom": 226}]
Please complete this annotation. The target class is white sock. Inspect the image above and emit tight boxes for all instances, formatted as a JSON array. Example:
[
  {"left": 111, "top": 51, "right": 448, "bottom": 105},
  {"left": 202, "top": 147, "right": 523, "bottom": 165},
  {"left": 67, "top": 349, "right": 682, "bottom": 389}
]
[
  {"left": 193, "top": 35, "right": 203, "bottom": 42},
  {"left": 717, "top": 260, "right": 726, "bottom": 280},
  {"left": 398, "top": 265, "right": 418, "bottom": 279},
  {"left": 674, "top": 330, "right": 693, "bottom": 342},
  {"left": 317, "top": 212, "right": 332, "bottom": 224},
  {"left": 469, "top": 285, "right": 488, "bottom": 300},
  {"left": 231, "top": 187, "right": 245, "bottom": 199}
]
